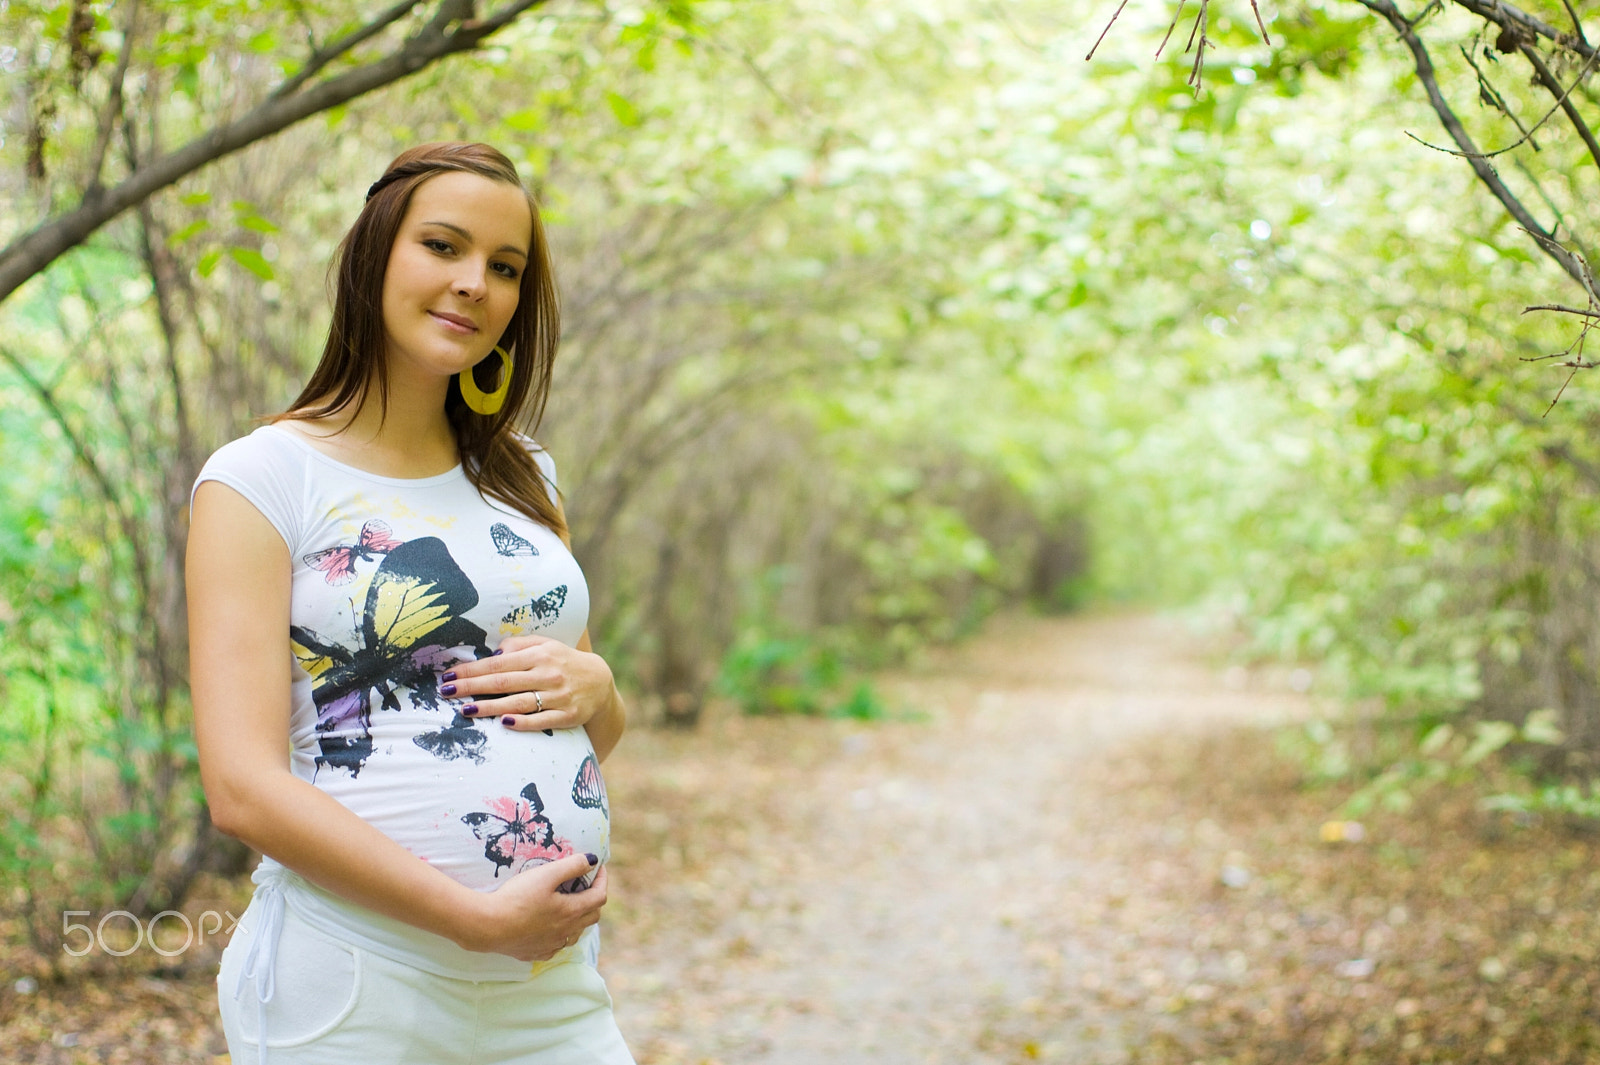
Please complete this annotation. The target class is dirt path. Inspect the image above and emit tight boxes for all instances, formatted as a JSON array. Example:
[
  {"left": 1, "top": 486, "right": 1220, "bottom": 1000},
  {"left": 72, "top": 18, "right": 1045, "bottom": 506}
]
[
  {"left": 599, "top": 611, "right": 1310, "bottom": 1064},
  {"left": 9, "top": 610, "right": 1595, "bottom": 1062}
]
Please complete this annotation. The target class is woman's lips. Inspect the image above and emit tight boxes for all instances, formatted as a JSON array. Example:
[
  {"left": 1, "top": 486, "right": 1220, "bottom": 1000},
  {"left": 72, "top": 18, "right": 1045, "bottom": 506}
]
[{"left": 429, "top": 311, "right": 478, "bottom": 334}]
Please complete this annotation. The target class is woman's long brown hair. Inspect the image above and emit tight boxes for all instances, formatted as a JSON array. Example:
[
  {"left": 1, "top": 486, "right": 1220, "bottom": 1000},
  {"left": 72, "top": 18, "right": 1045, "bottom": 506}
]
[{"left": 280, "top": 142, "right": 565, "bottom": 536}]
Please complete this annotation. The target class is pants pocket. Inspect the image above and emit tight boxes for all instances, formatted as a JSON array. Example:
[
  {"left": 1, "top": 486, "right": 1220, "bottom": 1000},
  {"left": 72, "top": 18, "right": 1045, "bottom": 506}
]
[{"left": 219, "top": 902, "right": 363, "bottom": 1049}]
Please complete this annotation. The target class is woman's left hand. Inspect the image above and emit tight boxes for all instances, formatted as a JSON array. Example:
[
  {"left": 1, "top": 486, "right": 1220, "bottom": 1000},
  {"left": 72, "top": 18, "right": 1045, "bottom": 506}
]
[{"left": 441, "top": 634, "right": 616, "bottom": 732}]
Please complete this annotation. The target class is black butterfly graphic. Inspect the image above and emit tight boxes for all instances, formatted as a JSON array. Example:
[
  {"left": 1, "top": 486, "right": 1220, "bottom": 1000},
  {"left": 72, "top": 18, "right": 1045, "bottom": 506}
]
[
  {"left": 491, "top": 522, "right": 539, "bottom": 558},
  {"left": 303, "top": 519, "right": 402, "bottom": 584},
  {"left": 413, "top": 711, "right": 491, "bottom": 765},
  {"left": 502, "top": 584, "right": 567, "bottom": 630},
  {"left": 290, "top": 537, "right": 492, "bottom": 776},
  {"left": 461, "top": 782, "right": 575, "bottom": 879},
  {"left": 571, "top": 753, "right": 608, "bottom": 820}
]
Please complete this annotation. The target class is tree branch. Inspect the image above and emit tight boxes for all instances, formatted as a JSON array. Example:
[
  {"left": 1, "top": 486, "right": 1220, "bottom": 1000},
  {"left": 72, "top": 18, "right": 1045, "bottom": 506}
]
[
  {"left": 1525, "top": 303, "right": 1600, "bottom": 318},
  {"left": 1541, "top": 439, "right": 1600, "bottom": 484},
  {"left": 1429, "top": 43, "right": 1600, "bottom": 162},
  {"left": 268, "top": 0, "right": 418, "bottom": 100},
  {"left": 1459, "top": 42, "right": 1538, "bottom": 148},
  {"left": 84, "top": 0, "right": 141, "bottom": 197},
  {"left": 1558, "top": 0, "right": 1588, "bottom": 45},
  {"left": 1518, "top": 41, "right": 1600, "bottom": 177},
  {"left": 0, "top": 0, "right": 546, "bottom": 307},
  {"left": 1450, "top": 0, "right": 1596, "bottom": 60},
  {"left": 0, "top": 343, "right": 153, "bottom": 598},
  {"left": 1354, "top": 0, "right": 1589, "bottom": 288},
  {"left": 1086, "top": 0, "right": 1134, "bottom": 61}
]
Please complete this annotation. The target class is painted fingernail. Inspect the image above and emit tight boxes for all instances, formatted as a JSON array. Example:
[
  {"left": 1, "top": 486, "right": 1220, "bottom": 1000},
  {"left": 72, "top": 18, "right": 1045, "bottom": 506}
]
[
  {"left": 440, "top": 683, "right": 457, "bottom": 696},
  {"left": 501, "top": 715, "right": 516, "bottom": 727},
  {"left": 585, "top": 853, "right": 598, "bottom": 866},
  {"left": 441, "top": 671, "right": 457, "bottom": 682},
  {"left": 462, "top": 704, "right": 479, "bottom": 716},
  {"left": 492, "top": 649, "right": 503, "bottom": 656}
]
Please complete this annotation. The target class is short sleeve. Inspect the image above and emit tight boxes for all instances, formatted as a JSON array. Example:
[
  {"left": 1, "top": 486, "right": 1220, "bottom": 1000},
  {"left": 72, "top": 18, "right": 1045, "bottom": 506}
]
[
  {"left": 190, "top": 427, "right": 306, "bottom": 554},
  {"left": 518, "top": 435, "right": 559, "bottom": 500}
]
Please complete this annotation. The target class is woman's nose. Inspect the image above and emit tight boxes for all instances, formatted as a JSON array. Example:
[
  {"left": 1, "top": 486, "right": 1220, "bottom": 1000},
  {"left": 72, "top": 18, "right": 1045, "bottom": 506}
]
[{"left": 454, "top": 261, "right": 489, "bottom": 299}]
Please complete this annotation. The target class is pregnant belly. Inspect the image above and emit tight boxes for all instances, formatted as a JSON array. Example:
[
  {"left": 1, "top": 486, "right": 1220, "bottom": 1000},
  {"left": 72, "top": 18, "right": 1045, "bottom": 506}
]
[{"left": 297, "top": 718, "right": 611, "bottom": 893}]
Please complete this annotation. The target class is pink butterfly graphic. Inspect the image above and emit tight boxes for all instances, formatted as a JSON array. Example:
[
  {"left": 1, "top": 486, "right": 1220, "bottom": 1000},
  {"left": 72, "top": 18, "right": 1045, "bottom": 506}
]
[
  {"left": 302, "top": 520, "right": 402, "bottom": 585},
  {"left": 462, "top": 782, "right": 575, "bottom": 877}
]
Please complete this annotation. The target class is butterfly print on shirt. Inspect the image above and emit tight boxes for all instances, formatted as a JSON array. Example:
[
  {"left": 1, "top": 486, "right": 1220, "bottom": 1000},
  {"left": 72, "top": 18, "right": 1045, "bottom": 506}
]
[
  {"left": 502, "top": 584, "right": 567, "bottom": 631},
  {"left": 490, "top": 522, "right": 539, "bottom": 558},
  {"left": 303, "top": 519, "right": 402, "bottom": 585},
  {"left": 461, "top": 781, "right": 576, "bottom": 879},
  {"left": 412, "top": 711, "right": 491, "bottom": 765},
  {"left": 290, "top": 536, "right": 491, "bottom": 776},
  {"left": 571, "top": 753, "right": 609, "bottom": 820}
]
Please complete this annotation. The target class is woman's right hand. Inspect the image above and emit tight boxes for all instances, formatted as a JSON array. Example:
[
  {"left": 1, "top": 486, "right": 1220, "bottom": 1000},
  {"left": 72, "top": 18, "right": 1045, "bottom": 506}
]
[{"left": 459, "top": 852, "right": 608, "bottom": 961}]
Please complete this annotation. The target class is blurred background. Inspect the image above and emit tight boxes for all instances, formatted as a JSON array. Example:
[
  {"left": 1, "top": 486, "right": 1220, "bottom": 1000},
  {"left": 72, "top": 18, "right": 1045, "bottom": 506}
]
[{"left": 2, "top": 0, "right": 1598, "bottom": 1061}]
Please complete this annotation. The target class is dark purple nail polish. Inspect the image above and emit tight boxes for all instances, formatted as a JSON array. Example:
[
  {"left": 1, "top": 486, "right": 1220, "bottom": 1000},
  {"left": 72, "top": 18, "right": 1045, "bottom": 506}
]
[
  {"left": 584, "top": 853, "right": 598, "bottom": 866},
  {"left": 501, "top": 715, "right": 516, "bottom": 727},
  {"left": 440, "top": 683, "right": 456, "bottom": 696},
  {"left": 492, "top": 649, "right": 503, "bottom": 656},
  {"left": 462, "top": 704, "right": 479, "bottom": 716},
  {"left": 441, "top": 671, "right": 457, "bottom": 682}
]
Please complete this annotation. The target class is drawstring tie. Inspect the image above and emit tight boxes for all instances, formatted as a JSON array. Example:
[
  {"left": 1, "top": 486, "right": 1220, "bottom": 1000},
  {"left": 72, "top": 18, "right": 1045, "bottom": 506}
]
[{"left": 234, "top": 875, "right": 287, "bottom": 1065}]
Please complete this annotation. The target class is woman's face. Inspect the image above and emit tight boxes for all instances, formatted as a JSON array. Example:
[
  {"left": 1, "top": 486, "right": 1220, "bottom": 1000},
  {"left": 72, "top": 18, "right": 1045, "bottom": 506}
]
[{"left": 381, "top": 170, "right": 533, "bottom": 388}]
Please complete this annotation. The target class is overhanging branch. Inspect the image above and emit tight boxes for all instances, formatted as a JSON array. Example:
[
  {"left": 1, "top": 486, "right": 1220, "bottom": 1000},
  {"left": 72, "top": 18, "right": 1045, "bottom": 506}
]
[
  {"left": 1353, "top": 0, "right": 1589, "bottom": 288},
  {"left": 1451, "top": 0, "right": 1596, "bottom": 60},
  {"left": 0, "top": 0, "right": 546, "bottom": 307},
  {"left": 267, "top": 0, "right": 418, "bottom": 101},
  {"left": 1518, "top": 41, "right": 1600, "bottom": 178},
  {"left": 1525, "top": 303, "right": 1600, "bottom": 318}
]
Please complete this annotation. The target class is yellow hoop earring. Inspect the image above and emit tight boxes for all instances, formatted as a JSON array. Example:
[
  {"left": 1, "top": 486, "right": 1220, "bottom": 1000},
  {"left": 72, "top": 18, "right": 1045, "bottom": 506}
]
[{"left": 459, "top": 347, "right": 513, "bottom": 416}]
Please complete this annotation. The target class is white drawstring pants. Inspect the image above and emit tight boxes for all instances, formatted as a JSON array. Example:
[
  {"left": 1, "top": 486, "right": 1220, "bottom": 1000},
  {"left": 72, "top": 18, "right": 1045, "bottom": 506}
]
[{"left": 217, "top": 869, "right": 634, "bottom": 1064}]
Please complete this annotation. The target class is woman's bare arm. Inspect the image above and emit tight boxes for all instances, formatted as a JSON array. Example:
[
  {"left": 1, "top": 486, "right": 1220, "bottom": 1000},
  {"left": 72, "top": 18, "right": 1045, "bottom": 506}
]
[
  {"left": 557, "top": 493, "right": 627, "bottom": 759},
  {"left": 574, "top": 627, "right": 627, "bottom": 761}
]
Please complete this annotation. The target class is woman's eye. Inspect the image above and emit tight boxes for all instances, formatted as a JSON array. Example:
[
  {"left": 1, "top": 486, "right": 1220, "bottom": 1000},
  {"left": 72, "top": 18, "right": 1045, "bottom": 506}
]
[
  {"left": 424, "top": 239, "right": 454, "bottom": 254},
  {"left": 492, "top": 262, "right": 520, "bottom": 280}
]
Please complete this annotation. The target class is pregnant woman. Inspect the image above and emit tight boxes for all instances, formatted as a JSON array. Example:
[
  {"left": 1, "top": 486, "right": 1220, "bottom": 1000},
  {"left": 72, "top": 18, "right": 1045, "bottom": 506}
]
[{"left": 187, "top": 142, "right": 633, "bottom": 1063}]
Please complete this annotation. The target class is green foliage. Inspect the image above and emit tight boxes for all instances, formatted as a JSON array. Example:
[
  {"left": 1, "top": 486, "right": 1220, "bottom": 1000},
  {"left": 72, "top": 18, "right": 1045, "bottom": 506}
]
[
  {"left": 0, "top": 391, "right": 202, "bottom": 947},
  {"left": 1484, "top": 781, "right": 1600, "bottom": 821},
  {"left": 1279, "top": 703, "right": 1575, "bottom": 816},
  {"left": 717, "top": 634, "right": 895, "bottom": 720},
  {"left": 717, "top": 631, "right": 842, "bottom": 716},
  {"left": 1020, "top": 0, "right": 1600, "bottom": 817},
  {"left": 830, "top": 682, "right": 892, "bottom": 722},
  {"left": 714, "top": 568, "right": 840, "bottom": 716},
  {"left": 714, "top": 569, "right": 899, "bottom": 719},
  {"left": 1253, "top": 8, "right": 1370, "bottom": 88}
]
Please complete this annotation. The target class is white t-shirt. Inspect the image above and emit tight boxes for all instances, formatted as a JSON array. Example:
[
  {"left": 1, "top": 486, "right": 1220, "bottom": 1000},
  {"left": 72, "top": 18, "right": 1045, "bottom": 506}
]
[{"left": 192, "top": 424, "right": 609, "bottom": 895}]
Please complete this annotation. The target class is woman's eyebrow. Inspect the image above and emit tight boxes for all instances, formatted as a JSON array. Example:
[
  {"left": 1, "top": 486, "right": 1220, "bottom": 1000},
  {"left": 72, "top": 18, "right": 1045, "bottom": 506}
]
[{"left": 421, "top": 220, "right": 529, "bottom": 259}]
